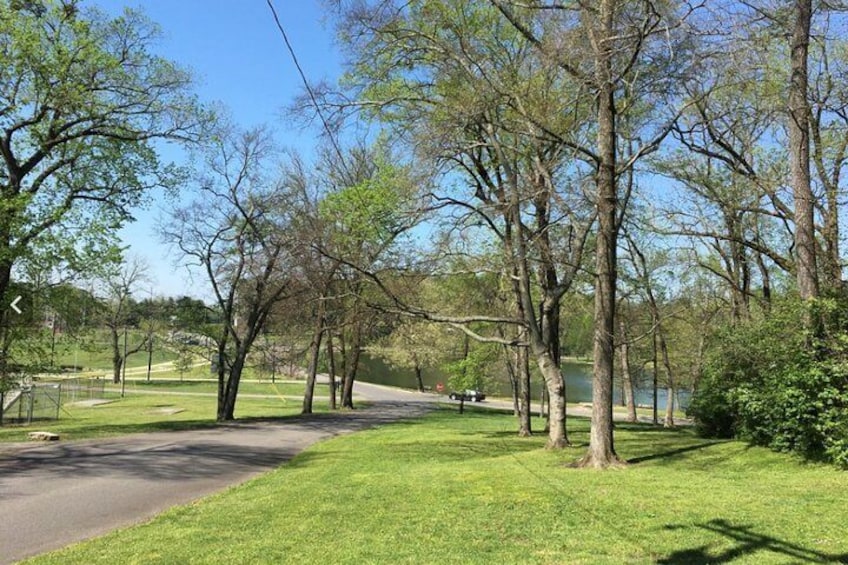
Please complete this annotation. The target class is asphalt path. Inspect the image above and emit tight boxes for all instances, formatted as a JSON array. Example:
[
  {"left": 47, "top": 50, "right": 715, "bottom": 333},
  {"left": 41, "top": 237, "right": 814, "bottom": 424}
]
[{"left": 0, "top": 382, "right": 435, "bottom": 564}]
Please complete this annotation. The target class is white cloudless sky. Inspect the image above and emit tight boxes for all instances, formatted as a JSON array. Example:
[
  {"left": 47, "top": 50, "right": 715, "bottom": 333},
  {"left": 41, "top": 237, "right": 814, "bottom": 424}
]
[{"left": 86, "top": 1, "right": 342, "bottom": 299}]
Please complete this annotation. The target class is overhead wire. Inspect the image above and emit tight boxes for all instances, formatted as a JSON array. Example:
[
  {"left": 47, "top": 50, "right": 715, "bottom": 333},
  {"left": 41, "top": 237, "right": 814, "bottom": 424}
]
[{"left": 265, "top": 0, "right": 348, "bottom": 166}]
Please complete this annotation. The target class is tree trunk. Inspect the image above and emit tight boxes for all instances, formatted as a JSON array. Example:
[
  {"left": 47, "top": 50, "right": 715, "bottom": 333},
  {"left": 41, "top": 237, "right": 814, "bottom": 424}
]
[
  {"left": 664, "top": 383, "right": 675, "bottom": 428},
  {"left": 580, "top": 0, "right": 623, "bottom": 468},
  {"left": 327, "top": 332, "right": 337, "bottom": 410},
  {"left": 302, "top": 300, "right": 326, "bottom": 415},
  {"left": 652, "top": 326, "right": 659, "bottom": 425},
  {"left": 505, "top": 214, "right": 565, "bottom": 446},
  {"left": 111, "top": 328, "right": 122, "bottom": 384},
  {"left": 414, "top": 361, "right": 424, "bottom": 392},
  {"left": 618, "top": 317, "right": 637, "bottom": 423},
  {"left": 218, "top": 349, "right": 247, "bottom": 421},
  {"left": 341, "top": 323, "right": 361, "bottom": 409},
  {"left": 504, "top": 344, "right": 520, "bottom": 416},
  {"left": 789, "top": 0, "right": 818, "bottom": 302},
  {"left": 540, "top": 299, "right": 565, "bottom": 442},
  {"left": 216, "top": 342, "right": 227, "bottom": 418},
  {"left": 517, "top": 342, "right": 532, "bottom": 437},
  {"left": 539, "top": 354, "right": 568, "bottom": 448},
  {"left": 659, "top": 329, "right": 675, "bottom": 428}
]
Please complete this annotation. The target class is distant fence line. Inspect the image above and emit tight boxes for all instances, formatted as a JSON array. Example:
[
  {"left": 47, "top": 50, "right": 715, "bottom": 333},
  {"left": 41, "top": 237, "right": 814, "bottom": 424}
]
[
  {"left": 60, "top": 377, "right": 106, "bottom": 403},
  {"left": 0, "top": 377, "right": 105, "bottom": 425}
]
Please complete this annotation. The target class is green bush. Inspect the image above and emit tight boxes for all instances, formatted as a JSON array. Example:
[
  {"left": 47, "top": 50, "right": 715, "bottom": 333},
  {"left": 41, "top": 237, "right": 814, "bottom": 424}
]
[{"left": 692, "top": 298, "right": 848, "bottom": 468}]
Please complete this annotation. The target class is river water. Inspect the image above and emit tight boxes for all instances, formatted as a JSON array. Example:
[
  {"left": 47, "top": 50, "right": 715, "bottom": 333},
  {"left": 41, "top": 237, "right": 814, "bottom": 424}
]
[{"left": 358, "top": 353, "right": 688, "bottom": 410}]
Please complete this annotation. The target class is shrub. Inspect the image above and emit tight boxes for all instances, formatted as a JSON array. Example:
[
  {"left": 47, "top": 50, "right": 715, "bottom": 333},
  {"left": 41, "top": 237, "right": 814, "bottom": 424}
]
[{"left": 692, "top": 297, "right": 848, "bottom": 468}]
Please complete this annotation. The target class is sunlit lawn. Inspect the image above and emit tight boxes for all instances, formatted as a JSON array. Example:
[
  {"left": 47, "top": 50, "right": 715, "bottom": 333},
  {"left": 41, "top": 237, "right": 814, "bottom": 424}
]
[
  {"left": 117, "top": 378, "right": 317, "bottom": 397},
  {"left": 0, "top": 389, "right": 320, "bottom": 445},
  {"left": 21, "top": 407, "right": 848, "bottom": 564},
  {"left": 51, "top": 332, "right": 177, "bottom": 371}
]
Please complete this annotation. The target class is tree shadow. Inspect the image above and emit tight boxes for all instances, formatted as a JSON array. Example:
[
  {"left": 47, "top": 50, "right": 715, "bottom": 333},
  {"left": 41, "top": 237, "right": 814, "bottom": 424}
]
[
  {"left": 658, "top": 519, "right": 848, "bottom": 564},
  {"left": 614, "top": 422, "right": 694, "bottom": 434},
  {"left": 627, "top": 441, "right": 726, "bottom": 464}
]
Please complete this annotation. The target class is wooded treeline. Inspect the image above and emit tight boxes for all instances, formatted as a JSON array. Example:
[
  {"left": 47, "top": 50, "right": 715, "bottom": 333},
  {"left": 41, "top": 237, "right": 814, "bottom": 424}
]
[{"left": 3, "top": 0, "right": 848, "bottom": 467}]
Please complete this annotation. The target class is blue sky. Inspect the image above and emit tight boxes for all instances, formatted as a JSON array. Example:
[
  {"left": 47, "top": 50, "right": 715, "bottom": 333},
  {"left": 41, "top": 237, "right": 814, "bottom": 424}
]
[{"left": 89, "top": 1, "right": 342, "bottom": 299}]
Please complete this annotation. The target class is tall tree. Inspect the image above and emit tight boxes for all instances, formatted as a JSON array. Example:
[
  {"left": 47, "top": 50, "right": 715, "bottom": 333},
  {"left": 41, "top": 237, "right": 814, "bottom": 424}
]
[
  {"left": 0, "top": 0, "right": 203, "bottom": 380},
  {"left": 97, "top": 257, "right": 150, "bottom": 384},
  {"left": 327, "top": 0, "right": 594, "bottom": 447},
  {"left": 161, "top": 123, "right": 294, "bottom": 421},
  {"left": 492, "top": 0, "right": 693, "bottom": 466},
  {"left": 788, "top": 0, "right": 818, "bottom": 302}
]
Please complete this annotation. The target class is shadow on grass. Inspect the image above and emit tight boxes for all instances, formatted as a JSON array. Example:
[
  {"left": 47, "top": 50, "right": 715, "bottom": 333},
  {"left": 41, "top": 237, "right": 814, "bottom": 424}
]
[
  {"left": 627, "top": 441, "right": 726, "bottom": 465},
  {"left": 613, "top": 421, "right": 694, "bottom": 433},
  {"left": 658, "top": 519, "right": 848, "bottom": 564}
]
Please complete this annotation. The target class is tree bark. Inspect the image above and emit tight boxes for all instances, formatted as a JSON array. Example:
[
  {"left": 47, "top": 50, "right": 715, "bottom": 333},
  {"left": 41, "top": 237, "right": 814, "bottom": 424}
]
[
  {"left": 341, "top": 322, "right": 361, "bottom": 409},
  {"left": 302, "top": 299, "right": 326, "bottom": 415},
  {"left": 503, "top": 341, "right": 519, "bottom": 416},
  {"left": 652, "top": 326, "right": 659, "bottom": 425},
  {"left": 517, "top": 341, "right": 532, "bottom": 436},
  {"left": 581, "top": 0, "right": 623, "bottom": 468},
  {"left": 618, "top": 317, "right": 637, "bottom": 423},
  {"left": 504, "top": 199, "right": 568, "bottom": 448},
  {"left": 414, "top": 361, "right": 424, "bottom": 392},
  {"left": 111, "top": 328, "right": 122, "bottom": 384},
  {"left": 659, "top": 329, "right": 675, "bottom": 428},
  {"left": 218, "top": 346, "right": 247, "bottom": 421},
  {"left": 327, "top": 332, "right": 337, "bottom": 410},
  {"left": 789, "top": 0, "right": 818, "bottom": 302}
]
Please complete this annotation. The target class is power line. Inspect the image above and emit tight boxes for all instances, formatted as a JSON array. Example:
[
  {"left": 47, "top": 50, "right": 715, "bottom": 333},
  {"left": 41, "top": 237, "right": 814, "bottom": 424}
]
[{"left": 266, "top": 0, "right": 347, "bottom": 165}]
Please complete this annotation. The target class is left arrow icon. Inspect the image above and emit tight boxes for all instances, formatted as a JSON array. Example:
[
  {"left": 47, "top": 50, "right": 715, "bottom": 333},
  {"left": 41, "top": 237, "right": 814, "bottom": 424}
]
[{"left": 10, "top": 295, "right": 22, "bottom": 314}]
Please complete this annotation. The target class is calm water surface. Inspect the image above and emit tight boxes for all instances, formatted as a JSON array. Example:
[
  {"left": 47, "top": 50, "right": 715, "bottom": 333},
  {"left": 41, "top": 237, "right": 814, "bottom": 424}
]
[{"left": 358, "top": 353, "right": 688, "bottom": 410}]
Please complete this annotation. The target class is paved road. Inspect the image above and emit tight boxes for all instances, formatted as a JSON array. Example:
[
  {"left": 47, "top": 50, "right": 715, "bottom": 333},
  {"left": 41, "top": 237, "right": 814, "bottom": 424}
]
[{"left": 0, "top": 382, "right": 434, "bottom": 564}]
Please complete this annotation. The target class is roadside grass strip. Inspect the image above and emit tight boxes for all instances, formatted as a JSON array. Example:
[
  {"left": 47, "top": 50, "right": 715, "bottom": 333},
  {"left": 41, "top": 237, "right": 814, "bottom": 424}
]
[
  {"left": 0, "top": 392, "right": 311, "bottom": 444},
  {"left": 22, "top": 406, "right": 848, "bottom": 564}
]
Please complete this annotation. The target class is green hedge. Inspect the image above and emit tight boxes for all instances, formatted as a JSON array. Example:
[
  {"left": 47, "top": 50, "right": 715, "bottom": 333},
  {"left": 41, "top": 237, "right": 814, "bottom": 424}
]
[{"left": 690, "top": 298, "right": 848, "bottom": 468}]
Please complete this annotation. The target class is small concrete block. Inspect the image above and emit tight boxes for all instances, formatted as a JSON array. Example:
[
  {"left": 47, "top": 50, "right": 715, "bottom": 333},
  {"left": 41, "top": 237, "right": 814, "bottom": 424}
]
[
  {"left": 147, "top": 407, "right": 185, "bottom": 415},
  {"left": 28, "top": 431, "right": 60, "bottom": 441}
]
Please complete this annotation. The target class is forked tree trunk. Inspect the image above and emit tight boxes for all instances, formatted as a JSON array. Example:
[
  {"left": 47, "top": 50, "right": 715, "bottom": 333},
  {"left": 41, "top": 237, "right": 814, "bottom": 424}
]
[{"left": 505, "top": 210, "right": 566, "bottom": 447}]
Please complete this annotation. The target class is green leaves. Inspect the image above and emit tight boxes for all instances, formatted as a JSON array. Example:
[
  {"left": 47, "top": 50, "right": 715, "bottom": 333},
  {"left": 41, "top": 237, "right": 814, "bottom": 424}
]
[
  {"left": 692, "top": 297, "right": 848, "bottom": 468},
  {"left": 318, "top": 154, "right": 412, "bottom": 260}
]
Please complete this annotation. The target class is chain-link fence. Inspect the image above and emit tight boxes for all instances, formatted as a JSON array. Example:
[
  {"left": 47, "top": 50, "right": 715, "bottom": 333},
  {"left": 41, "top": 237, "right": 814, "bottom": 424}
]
[
  {"left": 0, "top": 383, "right": 62, "bottom": 424},
  {"left": 0, "top": 376, "right": 106, "bottom": 425},
  {"left": 60, "top": 377, "right": 106, "bottom": 403}
]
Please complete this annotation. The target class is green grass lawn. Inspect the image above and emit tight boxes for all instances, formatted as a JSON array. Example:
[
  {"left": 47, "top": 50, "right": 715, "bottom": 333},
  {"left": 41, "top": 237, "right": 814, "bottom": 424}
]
[
  {"left": 0, "top": 378, "right": 339, "bottom": 444},
  {"left": 51, "top": 332, "right": 178, "bottom": 371},
  {"left": 0, "top": 390, "right": 318, "bottom": 445},
  {"left": 21, "top": 407, "right": 848, "bottom": 564},
  {"left": 117, "top": 379, "right": 314, "bottom": 397}
]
